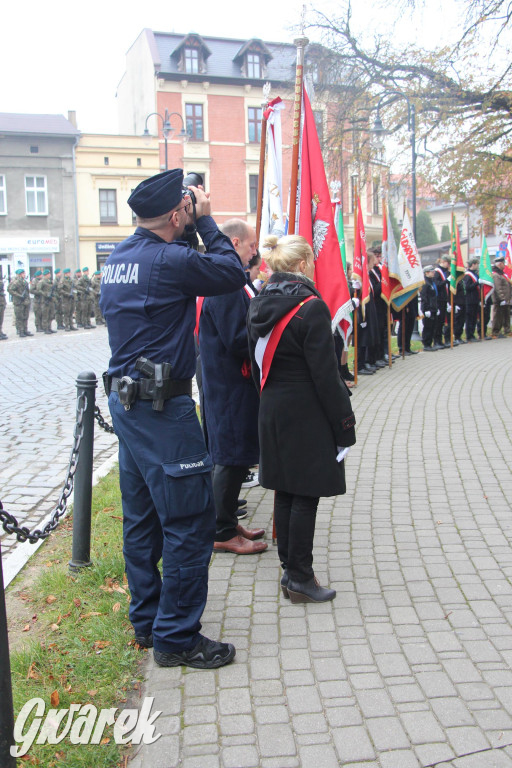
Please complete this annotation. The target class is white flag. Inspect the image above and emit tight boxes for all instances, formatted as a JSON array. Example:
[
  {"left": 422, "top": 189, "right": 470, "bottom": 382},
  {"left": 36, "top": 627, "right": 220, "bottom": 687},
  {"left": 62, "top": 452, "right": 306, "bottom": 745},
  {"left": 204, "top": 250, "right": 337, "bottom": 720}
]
[
  {"left": 396, "top": 211, "right": 424, "bottom": 290},
  {"left": 259, "top": 97, "right": 286, "bottom": 248}
]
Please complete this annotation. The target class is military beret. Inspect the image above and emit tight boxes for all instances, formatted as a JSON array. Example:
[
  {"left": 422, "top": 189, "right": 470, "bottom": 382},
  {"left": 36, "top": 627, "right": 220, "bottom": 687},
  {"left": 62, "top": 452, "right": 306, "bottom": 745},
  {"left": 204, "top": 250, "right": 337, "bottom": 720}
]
[
  {"left": 43, "top": 269, "right": 51, "bottom": 275},
  {"left": 128, "top": 169, "right": 184, "bottom": 218},
  {"left": 82, "top": 266, "right": 89, "bottom": 272},
  {"left": 15, "top": 268, "right": 25, "bottom": 275},
  {"left": 55, "top": 268, "right": 61, "bottom": 274},
  {"left": 34, "top": 270, "right": 42, "bottom": 277},
  {"left": 75, "top": 268, "right": 81, "bottom": 274},
  {"left": 63, "top": 268, "right": 71, "bottom": 274},
  {"left": 93, "top": 270, "right": 101, "bottom": 275}
]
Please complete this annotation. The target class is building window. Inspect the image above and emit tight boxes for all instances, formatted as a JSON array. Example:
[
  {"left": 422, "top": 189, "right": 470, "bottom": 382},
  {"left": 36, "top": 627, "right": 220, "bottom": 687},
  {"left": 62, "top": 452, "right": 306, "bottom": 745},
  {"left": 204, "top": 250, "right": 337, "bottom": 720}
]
[
  {"left": 25, "top": 176, "right": 48, "bottom": 215},
  {"left": 0, "top": 175, "right": 6, "bottom": 215},
  {"left": 99, "top": 189, "right": 117, "bottom": 224},
  {"left": 247, "top": 53, "right": 262, "bottom": 79},
  {"left": 185, "top": 47, "right": 199, "bottom": 74},
  {"left": 249, "top": 175, "right": 259, "bottom": 213},
  {"left": 350, "top": 175, "right": 358, "bottom": 214},
  {"left": 30, "top": 146, "right": 39, "bottom": 154},
  {"left": 313, "top": 110, "right": 324, "bottom": 147},
  {"left": 137, "top": 158, "right": 141, "bottom": 167},
  {"left": 248, "top": 107, "right": 262, "bottom": 143},
  {"left": 373, "top": 178, "right": 380, "bottom": 215},
  {"left": 186, "top": 103, "right": 204, "bottom": 141},
  {"left": 104, "top": 157, "right": 109, "bottom": 166}
]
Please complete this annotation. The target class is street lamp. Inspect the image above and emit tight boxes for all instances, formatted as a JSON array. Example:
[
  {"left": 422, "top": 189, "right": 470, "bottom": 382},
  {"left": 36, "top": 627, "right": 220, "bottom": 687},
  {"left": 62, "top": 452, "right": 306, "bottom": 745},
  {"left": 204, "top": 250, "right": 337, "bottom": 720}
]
[
  {"left": 142, "top": 110, "right": 188, "bottom": 171},
  {"left": 373, "top": 93, "right": 417, "bottom": 238}
]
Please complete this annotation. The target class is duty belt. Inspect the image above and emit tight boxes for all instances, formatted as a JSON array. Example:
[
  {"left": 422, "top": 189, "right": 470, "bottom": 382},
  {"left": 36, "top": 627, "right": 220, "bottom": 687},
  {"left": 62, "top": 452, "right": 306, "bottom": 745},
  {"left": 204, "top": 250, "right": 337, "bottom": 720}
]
[{"left": 106, "top": 375, "right": 192, "bottom": 410}]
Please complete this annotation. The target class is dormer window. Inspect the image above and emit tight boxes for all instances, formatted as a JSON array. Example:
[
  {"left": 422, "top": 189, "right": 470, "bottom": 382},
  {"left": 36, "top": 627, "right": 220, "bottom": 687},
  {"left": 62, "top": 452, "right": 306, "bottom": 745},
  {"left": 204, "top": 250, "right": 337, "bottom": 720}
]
[
  {"left": 247, "top": 53, "right": 262, "bottom": 79},
  {"left": 185, "top": 47, "right": 199, "bottom": 74}
]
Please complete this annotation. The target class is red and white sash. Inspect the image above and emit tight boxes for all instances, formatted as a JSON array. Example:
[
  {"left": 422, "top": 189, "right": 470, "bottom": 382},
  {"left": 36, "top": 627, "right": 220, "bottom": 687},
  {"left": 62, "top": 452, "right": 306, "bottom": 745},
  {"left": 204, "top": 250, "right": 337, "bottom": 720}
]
[{"left": 255, "top": 296, "right": 317, "bottom": 392}]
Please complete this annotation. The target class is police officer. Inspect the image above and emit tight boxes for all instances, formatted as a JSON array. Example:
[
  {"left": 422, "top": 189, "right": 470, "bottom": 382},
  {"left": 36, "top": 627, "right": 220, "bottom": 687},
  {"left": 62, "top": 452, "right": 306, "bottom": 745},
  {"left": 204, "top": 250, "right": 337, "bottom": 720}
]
[{"left": 100, "top": 169, "right": 246, "bottom": 669}]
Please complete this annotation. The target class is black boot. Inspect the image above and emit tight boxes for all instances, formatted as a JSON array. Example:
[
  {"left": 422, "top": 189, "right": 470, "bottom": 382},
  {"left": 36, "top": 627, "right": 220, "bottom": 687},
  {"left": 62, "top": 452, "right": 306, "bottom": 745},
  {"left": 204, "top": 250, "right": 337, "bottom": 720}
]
[
  {"left": 287, "top": 576, "right": 336, "bottom": 604},
  {"left": 341, "top": 363, "right": 354, "bottom": 382},
  {"left": 280, "top": 571, "right": 290, "bottom": 599}
]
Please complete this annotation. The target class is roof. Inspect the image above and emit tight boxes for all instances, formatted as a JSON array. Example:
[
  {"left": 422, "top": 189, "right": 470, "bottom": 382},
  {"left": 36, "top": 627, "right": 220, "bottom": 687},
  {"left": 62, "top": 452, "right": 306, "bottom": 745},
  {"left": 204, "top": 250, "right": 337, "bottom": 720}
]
[
  {"left": 152, "top": 32, "right": 296, "bottom": 84},
  {"left": 418, "top": 237, "right": 468, "bottom": 254},
  {"left": 0, "top": 113, "right": 80, "bottom": 138}
]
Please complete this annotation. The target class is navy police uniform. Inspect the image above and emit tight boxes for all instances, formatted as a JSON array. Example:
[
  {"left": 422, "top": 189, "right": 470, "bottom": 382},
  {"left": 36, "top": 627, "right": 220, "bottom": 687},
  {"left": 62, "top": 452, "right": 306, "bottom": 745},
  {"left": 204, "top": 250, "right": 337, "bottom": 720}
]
[{"left": 100, "top": 170, "right": 246, "bottom": 656}]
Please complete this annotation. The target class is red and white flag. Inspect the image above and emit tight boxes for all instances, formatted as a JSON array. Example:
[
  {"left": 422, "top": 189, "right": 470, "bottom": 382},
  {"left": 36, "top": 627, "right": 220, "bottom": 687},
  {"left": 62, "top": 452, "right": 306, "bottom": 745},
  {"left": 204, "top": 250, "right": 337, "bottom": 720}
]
[
  {"left": 390, "top": 211, "right": 424, "bottom": 310},
  {"left": 260, "top": 97, "right": 286, "bottom": 248},
  {"left": 352, "top": 197, "right": 370, "bottom": 318},
  {"left": 297, "top": 88, "right": 353, "bottom": 344},
  {"left": 380, "top": 198, "right": 400, "bottom": 305},
  {"left": 505, "top": 233, "right": 512, "bottom": 283}
]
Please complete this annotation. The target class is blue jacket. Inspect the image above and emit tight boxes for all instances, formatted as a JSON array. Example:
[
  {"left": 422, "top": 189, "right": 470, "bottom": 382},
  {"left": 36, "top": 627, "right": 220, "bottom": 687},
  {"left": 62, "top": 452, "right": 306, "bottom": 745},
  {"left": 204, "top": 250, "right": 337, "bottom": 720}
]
[
  {"left": 199, "top": 282, "right": 260, "bottom": 467},
  {"left": 100, "top": 216, "right": 246, "bottom": 379}
]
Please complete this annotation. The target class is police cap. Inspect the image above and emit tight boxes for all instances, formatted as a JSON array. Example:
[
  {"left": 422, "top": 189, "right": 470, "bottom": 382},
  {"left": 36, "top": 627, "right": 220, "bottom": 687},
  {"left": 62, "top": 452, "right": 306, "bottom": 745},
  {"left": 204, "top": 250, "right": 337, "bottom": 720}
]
[
  {"left": 494, "top": 255, "right": 505, "bottom": 263},
  {"left": 128, "top": 169, "right": 184, "bottom": 218}
]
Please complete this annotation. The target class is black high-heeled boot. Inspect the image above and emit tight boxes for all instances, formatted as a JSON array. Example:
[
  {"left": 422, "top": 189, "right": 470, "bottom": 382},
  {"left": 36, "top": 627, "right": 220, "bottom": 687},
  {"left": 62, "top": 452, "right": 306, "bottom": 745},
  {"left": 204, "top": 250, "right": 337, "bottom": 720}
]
[{"left": 287, "top": 576, "right": 336, "bottom": 604}]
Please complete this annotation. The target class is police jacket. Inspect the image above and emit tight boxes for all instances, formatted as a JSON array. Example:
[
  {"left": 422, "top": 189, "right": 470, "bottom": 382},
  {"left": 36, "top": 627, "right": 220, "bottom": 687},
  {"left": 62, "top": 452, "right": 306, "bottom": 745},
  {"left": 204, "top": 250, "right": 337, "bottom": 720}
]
[
  {"left": 100, "top": 216, "right": 246, "bottom": 380},
  {"left": 463, "top": 270, "right": 479, "bottom": 306}
]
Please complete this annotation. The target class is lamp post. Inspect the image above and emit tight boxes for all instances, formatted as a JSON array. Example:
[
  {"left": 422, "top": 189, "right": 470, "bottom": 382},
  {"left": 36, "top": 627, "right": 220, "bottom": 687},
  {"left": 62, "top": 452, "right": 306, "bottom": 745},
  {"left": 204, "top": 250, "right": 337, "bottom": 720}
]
[
  {"left": 373, "top": 93, "right": 417, "bottom": 239},
  {"left": 142, "top": 110, "right": 188, "bottom": 171}
]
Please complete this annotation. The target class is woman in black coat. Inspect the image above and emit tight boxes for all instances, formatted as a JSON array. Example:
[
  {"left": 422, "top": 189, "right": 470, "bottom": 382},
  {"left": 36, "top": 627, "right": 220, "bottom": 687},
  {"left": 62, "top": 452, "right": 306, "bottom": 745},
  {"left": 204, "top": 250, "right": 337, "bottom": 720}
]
[{"left": 247, "top": 235, "right": 356, "bottom": 603}]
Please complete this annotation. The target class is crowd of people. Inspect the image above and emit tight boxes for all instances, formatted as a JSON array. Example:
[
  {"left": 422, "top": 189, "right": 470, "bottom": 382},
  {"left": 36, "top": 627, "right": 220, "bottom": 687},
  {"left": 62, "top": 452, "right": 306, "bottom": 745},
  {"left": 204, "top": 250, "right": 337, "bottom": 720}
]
[
  {"left": 0, "top": 266, "right": 105, "bottom": 339},
  {"left": 344, "top": 247, "right": 512, "bottom": 383}
]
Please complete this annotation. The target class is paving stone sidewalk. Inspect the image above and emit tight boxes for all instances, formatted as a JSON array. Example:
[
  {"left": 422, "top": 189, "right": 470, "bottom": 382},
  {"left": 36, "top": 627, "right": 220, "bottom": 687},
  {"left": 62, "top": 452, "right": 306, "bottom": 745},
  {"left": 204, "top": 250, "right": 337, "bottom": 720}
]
[{"left": 128, "top": 338, "right": 512, "bottom": 768}]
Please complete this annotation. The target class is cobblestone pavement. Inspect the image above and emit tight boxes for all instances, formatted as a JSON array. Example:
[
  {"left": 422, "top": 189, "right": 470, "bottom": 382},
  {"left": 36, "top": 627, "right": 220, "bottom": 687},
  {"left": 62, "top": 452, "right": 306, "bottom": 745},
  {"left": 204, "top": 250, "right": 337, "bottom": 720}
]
[
  {"left": 127, "top": 338, "right": 512, "bottom": 768},
  {"left": 0, "top": 304, "right": 117, "bottom": 569}
]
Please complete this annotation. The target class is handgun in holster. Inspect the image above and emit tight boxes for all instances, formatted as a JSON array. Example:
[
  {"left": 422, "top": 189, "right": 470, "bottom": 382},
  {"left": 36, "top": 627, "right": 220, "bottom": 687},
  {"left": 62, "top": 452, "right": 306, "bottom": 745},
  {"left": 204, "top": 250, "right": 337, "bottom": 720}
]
[{"left": 136, "top": 356, "right": 172, "bottom": 411}]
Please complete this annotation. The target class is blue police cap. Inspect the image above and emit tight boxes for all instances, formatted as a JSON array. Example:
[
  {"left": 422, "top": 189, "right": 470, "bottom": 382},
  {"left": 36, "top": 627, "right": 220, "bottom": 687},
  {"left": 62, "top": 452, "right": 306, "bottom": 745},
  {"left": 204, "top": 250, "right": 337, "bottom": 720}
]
[{"left": 128, "top": 169, "right": 184, "bottom": 218}]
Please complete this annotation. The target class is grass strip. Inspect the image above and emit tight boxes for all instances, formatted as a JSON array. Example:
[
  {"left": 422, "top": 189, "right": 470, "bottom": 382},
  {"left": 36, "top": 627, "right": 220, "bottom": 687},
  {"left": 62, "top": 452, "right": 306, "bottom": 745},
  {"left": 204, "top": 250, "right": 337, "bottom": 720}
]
[{"left": 7, "top": 466, "right": 144, "bottom": 768}]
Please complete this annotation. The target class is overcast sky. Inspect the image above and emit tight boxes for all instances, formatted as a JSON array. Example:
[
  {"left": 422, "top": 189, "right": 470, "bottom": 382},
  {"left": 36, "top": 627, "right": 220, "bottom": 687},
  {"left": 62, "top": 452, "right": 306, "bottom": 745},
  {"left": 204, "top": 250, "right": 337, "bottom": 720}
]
[{"left": 5, "top": 0, "right": 462, "bottom": 134}]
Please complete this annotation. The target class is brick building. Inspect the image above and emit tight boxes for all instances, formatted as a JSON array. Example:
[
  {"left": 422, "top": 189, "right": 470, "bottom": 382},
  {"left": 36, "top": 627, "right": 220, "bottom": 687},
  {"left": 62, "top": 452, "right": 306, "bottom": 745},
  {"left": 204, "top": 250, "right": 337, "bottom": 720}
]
[{"left": 117, "top": 30, "right": 385, "bottom": 248}]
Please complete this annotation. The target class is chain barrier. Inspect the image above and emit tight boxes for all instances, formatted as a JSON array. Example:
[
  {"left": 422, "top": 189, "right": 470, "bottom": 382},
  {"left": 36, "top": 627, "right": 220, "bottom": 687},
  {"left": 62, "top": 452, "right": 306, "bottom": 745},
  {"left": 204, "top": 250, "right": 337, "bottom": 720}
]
[
  {"left": 94, "top": 405, "right": 116, "bottom": 434},
  {"left": 0, "top": 398, "right": 115, "bottom": 545}
]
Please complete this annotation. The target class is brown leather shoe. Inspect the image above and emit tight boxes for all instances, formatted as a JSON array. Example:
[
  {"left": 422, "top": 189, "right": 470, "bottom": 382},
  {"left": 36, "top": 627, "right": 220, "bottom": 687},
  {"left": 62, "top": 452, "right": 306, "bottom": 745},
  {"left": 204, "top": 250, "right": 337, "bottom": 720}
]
[
  {"left": 236, "top": 524, "right": 265, "bottom": 540},
  {"left": 214, "top": 535, "right": 268, "bottom": 555}
]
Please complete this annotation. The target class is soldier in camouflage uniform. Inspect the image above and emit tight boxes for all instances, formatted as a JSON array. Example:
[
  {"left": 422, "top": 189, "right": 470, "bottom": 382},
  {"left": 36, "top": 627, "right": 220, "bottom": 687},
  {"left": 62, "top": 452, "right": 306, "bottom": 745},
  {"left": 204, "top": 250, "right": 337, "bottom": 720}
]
[
  {"left": 73, "top": 268, "right": 82, "bottom": 327},
  {"left": 59, "top": 268, "right": 77, "bottom": 331},
  {"left": 7, "top": 269, "right": 33, "bottom": 337},
  {"left": 0, "top": 275, "right": 7, "bottom": 340},
  {"left": 54, "top": 268, "right": 65, "bottom": 329},
  {"left": 30, "top": 270, "right": 44, "bottom": 332},
  {"left": 40, "top": 268, "right": 57, "bottom": 334},
  {"left": 77, "top": 266, "right": 93, "bottom": 328},
  {"left": 91, "top": 270, "right": 105, "bottom": 325}
]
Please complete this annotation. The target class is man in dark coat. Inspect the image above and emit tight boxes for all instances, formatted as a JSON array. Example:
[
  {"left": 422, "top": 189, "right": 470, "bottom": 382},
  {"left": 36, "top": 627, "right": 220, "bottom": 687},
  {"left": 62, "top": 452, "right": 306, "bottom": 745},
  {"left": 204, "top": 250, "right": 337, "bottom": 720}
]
[
  {"left": 433, "top": 255, "right": 450, "bottom": 347},
  {"left": 419, "top": 266, "right": 439, "bottom": 350},
  {"left": 491, "top": 255, "right": 512, "bottom": 337},
  {"left": 464, "top": 259, "right": 480, "bottom": 342},
  {"left": 199, "top": 219, "right": 268, "bottom": 556},
  {"left": 369, "top": 247, "right": 388, "bottom": 364}
]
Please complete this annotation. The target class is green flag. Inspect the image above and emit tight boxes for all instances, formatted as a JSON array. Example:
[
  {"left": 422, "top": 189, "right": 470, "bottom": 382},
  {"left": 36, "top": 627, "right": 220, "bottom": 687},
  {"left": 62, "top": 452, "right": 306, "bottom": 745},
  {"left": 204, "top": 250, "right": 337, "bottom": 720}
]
[
  {"left": 336, "top": 203, "right": 347, "bottom": 273},
  {"left": 479, "top": 233, "right": 494, "bottom": 299},
  {"left": 449, "top": 212, "right": 465, "bottom": 294}
]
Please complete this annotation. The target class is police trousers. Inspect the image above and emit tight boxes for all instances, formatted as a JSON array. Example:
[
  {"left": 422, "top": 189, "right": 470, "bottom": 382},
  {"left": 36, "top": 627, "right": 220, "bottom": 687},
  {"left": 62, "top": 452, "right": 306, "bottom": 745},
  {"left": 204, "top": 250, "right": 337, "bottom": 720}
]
[{"left": 109, "top": 393, "right": 215, "bottom": 654}]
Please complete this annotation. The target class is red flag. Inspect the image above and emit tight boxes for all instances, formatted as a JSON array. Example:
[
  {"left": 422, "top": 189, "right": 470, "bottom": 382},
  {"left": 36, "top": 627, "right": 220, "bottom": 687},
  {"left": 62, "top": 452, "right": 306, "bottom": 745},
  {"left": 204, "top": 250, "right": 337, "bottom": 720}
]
[
  {"left": 505, "top": 233, "right": 512, "bottom": 283},
  {"left": 352, "top": 197, "right": 370, "bottom": 318},
  {"left": 297, "top": 88, "right": 353, "bottom": 342}
]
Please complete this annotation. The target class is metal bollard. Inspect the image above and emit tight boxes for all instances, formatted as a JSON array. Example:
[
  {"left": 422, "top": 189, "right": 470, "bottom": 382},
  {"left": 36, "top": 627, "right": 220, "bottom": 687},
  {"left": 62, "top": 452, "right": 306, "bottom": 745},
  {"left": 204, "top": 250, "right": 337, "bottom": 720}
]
[
  {"left": 69, "top": 371, "right": 96, "bottom": 572},
  {"left": 0, "top": 541, "right": 16, "bottom": 767}
]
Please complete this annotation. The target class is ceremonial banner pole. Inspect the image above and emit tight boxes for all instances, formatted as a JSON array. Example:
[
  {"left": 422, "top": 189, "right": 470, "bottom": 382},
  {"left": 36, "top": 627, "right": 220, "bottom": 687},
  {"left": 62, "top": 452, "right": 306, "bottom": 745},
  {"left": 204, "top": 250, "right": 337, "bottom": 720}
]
[
  {"left": 387, "top": 305, "right": 392, "bottom": 367},
  {"left": 288, "top": 35, "right": 308, "bottom": 234},
  {"left": 353, "top": 192, "right": 359, "bottom": 386},
  {"left": 450, "top": 292, "right": 454, "bottom": 348},
  {"left": 480, "top": 226, "right": 485, "bottom": 340},
  {"left": 256, "top": 84, "right": 271, "bottom": 242},
  {"left": 401, "top": 309, "right": 406, "bottom": 358}
]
